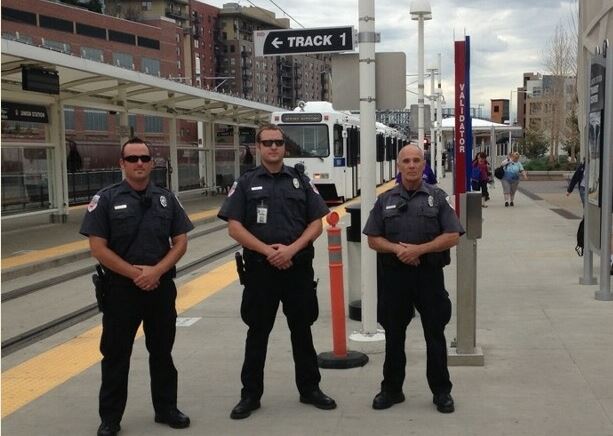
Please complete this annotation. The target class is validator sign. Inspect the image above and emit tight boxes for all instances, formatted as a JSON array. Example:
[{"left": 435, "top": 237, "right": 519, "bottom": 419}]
[{"left": 254, "top": 26, "right": 354, "bottom": 57}]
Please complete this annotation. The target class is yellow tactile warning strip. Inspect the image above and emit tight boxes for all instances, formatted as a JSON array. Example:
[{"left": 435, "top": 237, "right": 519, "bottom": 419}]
[
  {"left": 0, "top": 208, "right": 220, "bottom": 271},
  {"left": 1, "top": 240, "right": 90, "bottom": 270},
  {"left": 1, "top": 261, "right": 236, "bottom": 418},
  {"left": 0, "top": 180, "right": 395, "bottom": 418}
]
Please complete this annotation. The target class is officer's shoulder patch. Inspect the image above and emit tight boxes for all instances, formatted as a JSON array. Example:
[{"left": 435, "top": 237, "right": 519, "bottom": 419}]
[
  {"left": 309, "top": 180, "right": 320, "bottom": 195},
  {"left": 87, "top": 194, "right": 101, "bottom": 213},
  {"left": 228, "top": 181, "right": 238, "bottom": 197}
]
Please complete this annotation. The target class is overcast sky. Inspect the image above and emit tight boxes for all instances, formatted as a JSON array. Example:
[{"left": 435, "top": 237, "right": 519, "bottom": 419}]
[{"left": 202, "top": 0, "right": 577, "bottom": 118}]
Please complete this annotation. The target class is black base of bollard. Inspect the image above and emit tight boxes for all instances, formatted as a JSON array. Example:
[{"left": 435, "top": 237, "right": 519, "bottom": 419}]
[
  {"left": 317, "top": 351, "right": 369, "bottom": 369},
  {"left": 348, "top": 300, "right": 361, "bottom": 321}
]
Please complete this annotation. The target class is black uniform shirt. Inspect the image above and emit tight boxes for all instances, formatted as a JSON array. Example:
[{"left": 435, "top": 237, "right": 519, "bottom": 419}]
[
  {"left": 80, "top": 180, "right": 194, "bottom": 265},
  {"left": 363, "top": 182, "right": 464, "bottom": 245},
  {"left": 217, "top": 165, "right": 329, "bottom": 246}
]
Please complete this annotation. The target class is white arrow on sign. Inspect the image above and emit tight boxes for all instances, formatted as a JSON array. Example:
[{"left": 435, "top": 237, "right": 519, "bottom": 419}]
[{"left": 271, "top": 37, "right": 283, "bottom": 49}]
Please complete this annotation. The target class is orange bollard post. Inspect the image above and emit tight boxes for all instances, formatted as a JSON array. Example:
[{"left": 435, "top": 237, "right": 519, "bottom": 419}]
[
  {"left": 317, "top": 212, "right": 369, "bottom": 369},
  {"left": 326, "top": 211, "right": 347, "bottom": 357}
]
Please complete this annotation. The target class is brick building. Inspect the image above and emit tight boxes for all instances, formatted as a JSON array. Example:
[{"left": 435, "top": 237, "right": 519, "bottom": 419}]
[
  {"left": 2, "top": 0, "right": 191, "bottom": 168},
  {"left": 490, "top": 99, "right": 509, "bottom": 124}
]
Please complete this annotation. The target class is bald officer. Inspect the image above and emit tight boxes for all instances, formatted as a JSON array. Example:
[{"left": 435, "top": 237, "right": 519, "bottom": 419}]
[
  {"left": 218, "top": 124, "right": 336, "bottom": 419},
  {"left": 80, "top": 137, "right": 193, "bottom": 436},
  {"left": 363, "top": 144, "right": 464, "bottom": 414}
]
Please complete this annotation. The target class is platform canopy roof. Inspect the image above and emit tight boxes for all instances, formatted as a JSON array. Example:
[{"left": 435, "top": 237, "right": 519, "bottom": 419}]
[
  {"left": 441, "top": 117, "right": 523, "bottom": 132},
  {"left": 1, "top": 39, "right": 280, "bottom": 126}
]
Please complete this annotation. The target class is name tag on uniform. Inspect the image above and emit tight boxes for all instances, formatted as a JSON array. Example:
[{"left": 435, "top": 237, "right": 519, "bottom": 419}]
[
  {"left": 114, "top": 204, "right": 127, "bottom": 210},
  {"left": 256, "top": 206, "right": 268, "bottom": 224},
  {"left": 251, "top": 186, "right": 263, "bottom": 191},
  {"left": 385, "top": 204, "right": 397, "bottom": 210}
]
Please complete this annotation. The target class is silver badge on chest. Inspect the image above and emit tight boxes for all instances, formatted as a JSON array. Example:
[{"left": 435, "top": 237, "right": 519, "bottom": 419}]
[
  {"left": 293, "top": 178, "right": 300, "bottom": 189},
  {"left": 160, "top": 195, "right": 168, "bottom": 208},
  {"left": 428, "top": 195, "right": 434, "bottom": 207}
]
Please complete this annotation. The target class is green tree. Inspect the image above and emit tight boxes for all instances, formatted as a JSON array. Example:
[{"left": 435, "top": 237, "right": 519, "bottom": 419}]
[{"left": 520, "top": 128, "right": 549, "bottom": 159}]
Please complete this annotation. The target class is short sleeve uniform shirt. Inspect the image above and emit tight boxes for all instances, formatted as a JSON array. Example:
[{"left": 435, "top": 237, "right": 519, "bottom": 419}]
[
  {"left": 80, "top": 180, "right": 194, "bottom": 265},
  {"left": 218, "top": 165, "right": 329, "bottom": 245},
  {"left": 363, "top": 183, "right": 464, "bottom": 245}
]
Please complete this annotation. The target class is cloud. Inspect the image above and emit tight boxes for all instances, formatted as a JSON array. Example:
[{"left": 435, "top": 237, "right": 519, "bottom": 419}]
[{"left": 199, "top": 0, "right": 575, "bottom": 115}]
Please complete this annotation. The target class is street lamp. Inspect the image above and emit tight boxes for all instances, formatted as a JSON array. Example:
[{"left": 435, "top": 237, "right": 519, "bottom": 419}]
[
  {"left": 410, "top": 0, "right": 432, "bottom": 150},
  {"left": 509, "top": 88, "right": 530, "bottom": 154}
]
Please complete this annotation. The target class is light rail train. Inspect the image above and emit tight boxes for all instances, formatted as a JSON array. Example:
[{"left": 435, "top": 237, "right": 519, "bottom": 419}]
[{"left": 271, "top": 101, "right": 405, "bottom": 204}]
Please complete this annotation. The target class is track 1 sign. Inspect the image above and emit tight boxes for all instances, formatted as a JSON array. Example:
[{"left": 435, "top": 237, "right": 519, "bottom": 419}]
[{"left": 254, "top": 26, "right": 354, "bottom": 57}]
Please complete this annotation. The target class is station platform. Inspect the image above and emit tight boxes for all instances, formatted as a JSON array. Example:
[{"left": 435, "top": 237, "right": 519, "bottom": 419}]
[
  {"left": 1, "top": 190, "right": 227, "bottom": 278},
  {"left": 2, "top": 175, "right": 613, "bottom": 435}
]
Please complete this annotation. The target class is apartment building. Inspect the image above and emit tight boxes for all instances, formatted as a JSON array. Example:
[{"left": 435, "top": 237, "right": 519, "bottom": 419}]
[
  {"left": 217, "top": 2, "right": 330, "bottom": 107},
  {"left": 520, "top": 73, "right": 576, "bottom": 132},
  {"left": 1, "top": 0, "right": 189, "bottom": 166}
]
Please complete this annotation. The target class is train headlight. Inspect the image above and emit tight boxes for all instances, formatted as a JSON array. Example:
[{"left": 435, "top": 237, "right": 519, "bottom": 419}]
[{"left": 312, "top": 173, "right": 329, "bottom": 179}]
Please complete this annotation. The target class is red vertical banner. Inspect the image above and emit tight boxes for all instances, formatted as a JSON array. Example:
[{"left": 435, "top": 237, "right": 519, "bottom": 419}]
[{"left": 454, "top": 40, "right": 468, "bottom": 214}]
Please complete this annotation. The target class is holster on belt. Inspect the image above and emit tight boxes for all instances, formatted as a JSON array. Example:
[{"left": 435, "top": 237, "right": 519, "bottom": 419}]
[
  {"left": 235, "top": 252, "right": 246, "bottom": 285},
  {"left": 92, "top": 264, "right": 107, "bottom": 312}
]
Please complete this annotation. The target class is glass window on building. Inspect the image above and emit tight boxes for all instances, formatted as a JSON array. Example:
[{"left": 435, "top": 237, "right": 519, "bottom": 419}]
[
  {"left": 2, "top": 31, "right": 33, "bottom": 44},
  {"left": 80, "top": 47, "right": 104, "bottom": 62},
  {"left": 112, "top": 52, "right": 133, "bottom": 69},
  {"left": 141, "top": 57, "right": 161, "bottom": 75},
  {"left": 144, "top": 115, "right": 163, "bottom": 133},
  {"left": 42, "top": 38, "right": 71, "bottom": 54},
  {"left": 64, "top": 108, "right": 75, "bottom": 130},
  {"left": 85, "top": 110, "right": 108, "bottom": 131}
]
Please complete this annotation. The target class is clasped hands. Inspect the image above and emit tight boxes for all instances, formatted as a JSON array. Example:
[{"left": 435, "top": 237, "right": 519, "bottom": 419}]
[
  {"left": 394, "top": 242, "right": 422, "bottom": 266},
  {"left": 133, "top": 265, "right": 161, "bottom": 291},
  {"left": 265, "top": 244, "right": 295, "bottom": 270}
]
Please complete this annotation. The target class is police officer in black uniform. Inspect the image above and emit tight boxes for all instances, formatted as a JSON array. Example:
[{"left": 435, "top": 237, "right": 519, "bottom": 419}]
[
  {"left": 218, "top": 124, "right": 337, "bottom": 419},
  {"left": 80, "top": 138, "right": 194, "bottom": 436},
  {"left": 363, "top": 144, "right": 464, "bottom": 414}
]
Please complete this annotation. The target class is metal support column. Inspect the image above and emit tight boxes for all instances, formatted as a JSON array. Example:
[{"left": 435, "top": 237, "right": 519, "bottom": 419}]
[
  {"left": 169, "top": 115, "right": 179, "bottom": 194},
  {"left": 449, "top": 192, "right": 484, "bottom": 366},
  {"left": 349, "top": 0, "right": 384, "bottom": 352},
  {"left": 48, "top": 102, "right": 68, "bottom": 222},
  {"left": 233, "top": 124, "right": 240, "bottom": 180}
]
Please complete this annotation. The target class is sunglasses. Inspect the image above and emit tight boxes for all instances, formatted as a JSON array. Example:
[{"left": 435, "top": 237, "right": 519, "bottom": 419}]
[
  {"left": 260, "top": 139, "right": 285, "bottom": 147},
  {"left": 123, "top": 155, "right": 152, "bottom": 163}
]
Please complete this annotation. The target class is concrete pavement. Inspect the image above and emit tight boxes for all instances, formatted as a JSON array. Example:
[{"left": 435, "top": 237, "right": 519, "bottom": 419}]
[{"left": 2, "top": 174, "right": 612, "bottom": 435}]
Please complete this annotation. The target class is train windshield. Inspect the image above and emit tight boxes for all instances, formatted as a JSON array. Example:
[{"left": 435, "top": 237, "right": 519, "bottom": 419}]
[{"left": 281, "top": 124, "right": 329, "bottom": 158}]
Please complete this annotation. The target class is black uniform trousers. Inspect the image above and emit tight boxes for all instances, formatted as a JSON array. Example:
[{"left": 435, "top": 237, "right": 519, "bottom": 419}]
[
  {"left": 99, "top": 275, "right": 178, "bottom": 424},
  {"left": 239, "top": 259, "right": 320, "bottom": 400},
  {"left": 379, "top": 263, "right": 452, "bottom": 395}
]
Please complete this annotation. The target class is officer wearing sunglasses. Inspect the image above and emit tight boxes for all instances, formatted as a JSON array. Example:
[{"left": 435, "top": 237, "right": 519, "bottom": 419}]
[
  {"left": 218, "top": 124, "right": 337, "bottom": 419},
  {"left": 80, "top": 137, "right": 194, "bottom": 436}
]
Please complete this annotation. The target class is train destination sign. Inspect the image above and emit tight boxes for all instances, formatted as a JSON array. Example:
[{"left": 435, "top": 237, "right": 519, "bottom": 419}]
[
  {"left": 254, "top": 26, "right": 354, "bottom": 57},
  {"left": 280, "top": 113, "right": 323, "bottom": 123}
]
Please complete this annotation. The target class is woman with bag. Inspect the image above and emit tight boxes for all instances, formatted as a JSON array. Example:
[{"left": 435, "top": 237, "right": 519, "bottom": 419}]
[
  {"left": 471, "top": 152, "right": 491, "bottom": 207},
  {"left": 501, "top": 152, "right": 527, "bottom": 207}
]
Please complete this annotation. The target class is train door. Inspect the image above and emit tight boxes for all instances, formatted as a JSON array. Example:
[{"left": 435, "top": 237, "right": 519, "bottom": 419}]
[
  {"left": 346, "top": 126, "right": 360, "bottom": 199},
  {"left": 331, "top": 123, "right": 346, "bottom": 202},
  {"left": 384, "top": 137, "right": 393, "bottom": 181},
  {"left": 376, "top": 133, "right": 384, "bottom": 184}
]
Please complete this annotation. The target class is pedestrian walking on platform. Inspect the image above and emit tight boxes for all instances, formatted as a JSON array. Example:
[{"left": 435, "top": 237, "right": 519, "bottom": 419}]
[
  {"left": 501, "top": 151, "right": 527, "bottom": 207},
  {"left": 566, "top": 161, "right": 586, "bottom": 207},
  {"left": 218, "top": 124, "right": 337, "bottom": 420},
  {"left": 363, "top": 144, "right": 464, "bottom": 414},
  {"left": 471, "top": 152, "right": 492, "bottom": 207},
  {"left": 80, "top": 138, "right": 194, "bottom": 436}
]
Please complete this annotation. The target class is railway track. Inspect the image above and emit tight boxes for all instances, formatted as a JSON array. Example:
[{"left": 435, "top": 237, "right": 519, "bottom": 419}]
[
  {"left": 1, "top": 224, "right": 240, "bottom": 356},
  {"left": 1, "top": 222, "right": 229, "bottom": 303}
]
